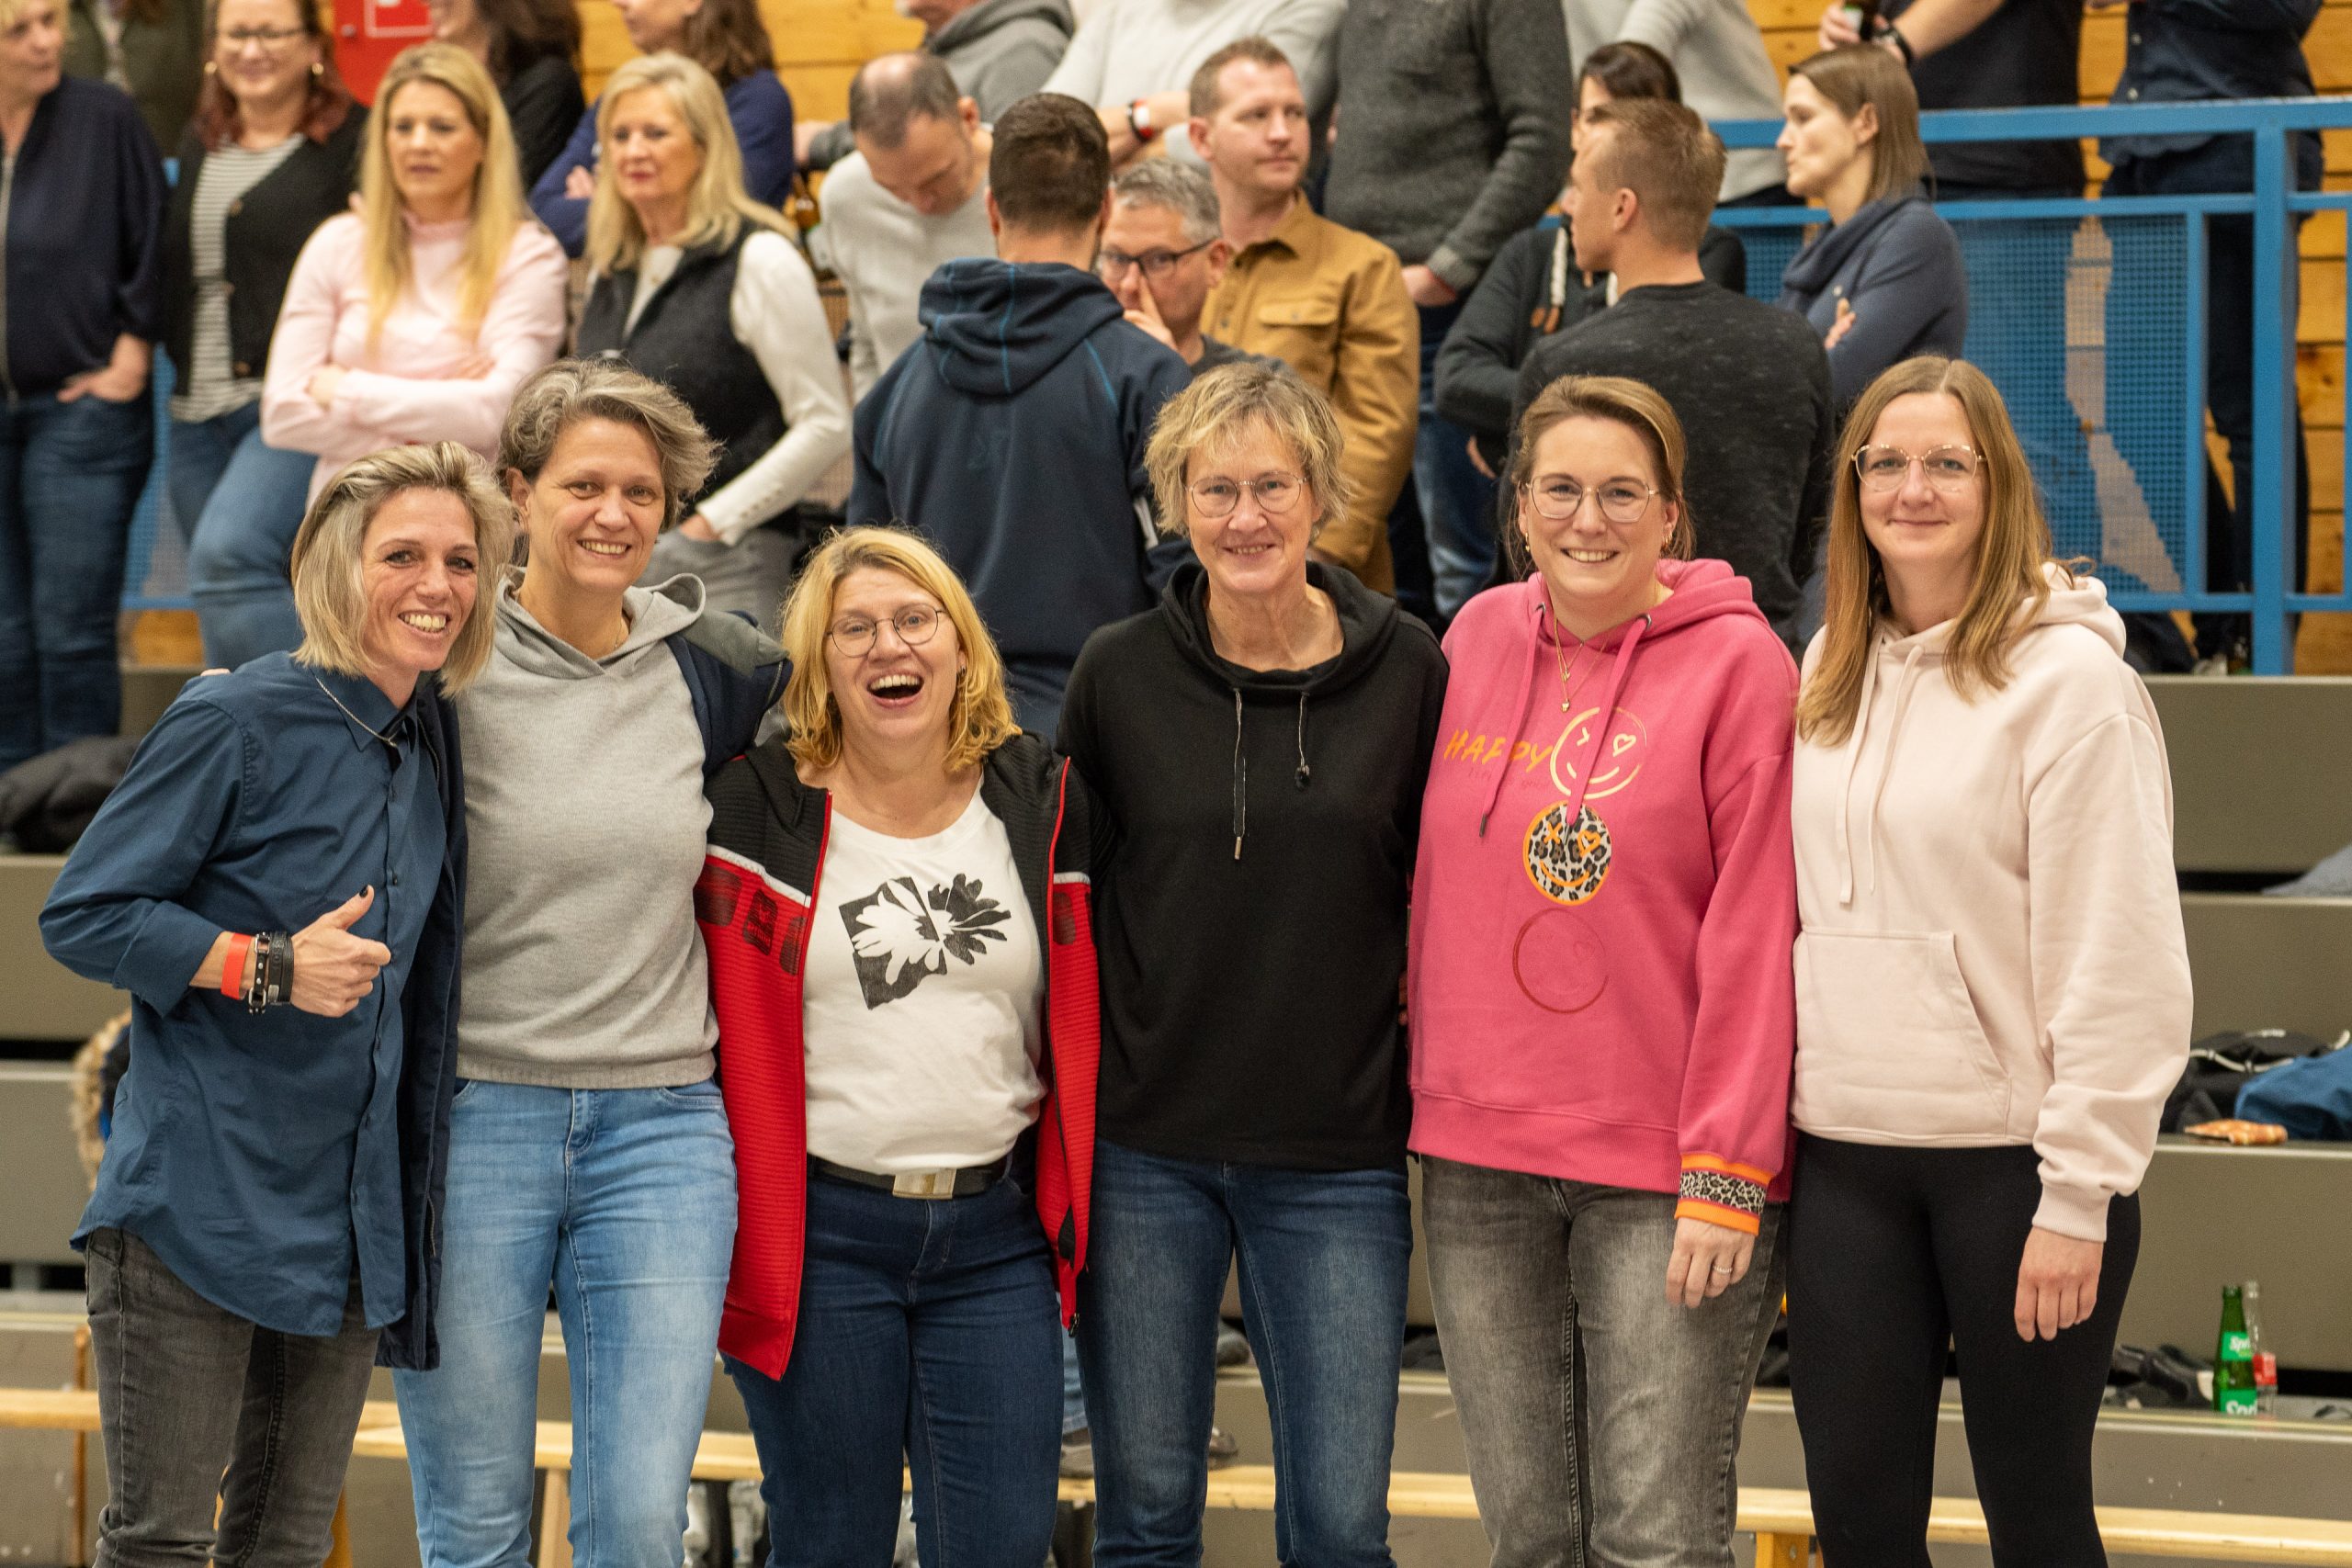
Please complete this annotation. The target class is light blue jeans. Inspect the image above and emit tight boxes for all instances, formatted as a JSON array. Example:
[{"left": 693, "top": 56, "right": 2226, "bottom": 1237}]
[
  {"left": 392, "top": 1078, "right": 737, "bottom": 1568},
  {"left": 172, "top": 400, "right": 318, "bottom": 670}
]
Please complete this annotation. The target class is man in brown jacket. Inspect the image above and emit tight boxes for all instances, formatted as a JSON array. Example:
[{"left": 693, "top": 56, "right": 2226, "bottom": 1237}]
[{"left": 1191, "top": 37, "right": 1416, "bottom": 594}]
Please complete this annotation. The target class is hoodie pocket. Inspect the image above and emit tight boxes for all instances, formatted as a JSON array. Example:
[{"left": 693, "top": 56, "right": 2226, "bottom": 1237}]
[{"left": 1792, "top": 930, "right": 2012, "bottom": 1139}]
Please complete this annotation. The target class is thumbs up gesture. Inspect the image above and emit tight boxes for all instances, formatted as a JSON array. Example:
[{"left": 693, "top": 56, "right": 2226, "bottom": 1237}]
[{"left": 289, "top": 887, "right": 394, "bottom": 1018}]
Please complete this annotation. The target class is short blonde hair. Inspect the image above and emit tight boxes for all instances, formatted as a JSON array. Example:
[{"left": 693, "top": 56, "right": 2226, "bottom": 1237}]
[
  {"left": 498, "top": 359, "right": 717, "bottom": 530},
  {"left": 779, "top": 527, "right": 1020, "bottom": 770},
  {"left": 1506, "top": 374, "right": 1695, "bottom": 575},
  {"left": 289, "top": 442, "right": 516, "bottom": 694},
  {"left": 1145, "top": 362, "right": 1350, "bottom": 539},
  {"left": 586, "top": 53, "right": 792, "bottom": 275},
  {"left": 0, "top": 0, "right": 55, "bottom": 38}
]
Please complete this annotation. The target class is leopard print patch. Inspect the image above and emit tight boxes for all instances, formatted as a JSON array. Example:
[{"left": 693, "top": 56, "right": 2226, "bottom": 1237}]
[
  {"left": 1523, "top": 801, "right": 1611, "bottom": 906},
  {"left": 1679, "top": 1168, "right": 1765, "bottom": 1217}
]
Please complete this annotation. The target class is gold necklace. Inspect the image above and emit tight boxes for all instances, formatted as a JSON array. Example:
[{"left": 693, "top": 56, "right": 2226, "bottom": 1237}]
[{"left": 1551, "top": 623, "right": 1600, "bottom": 714}]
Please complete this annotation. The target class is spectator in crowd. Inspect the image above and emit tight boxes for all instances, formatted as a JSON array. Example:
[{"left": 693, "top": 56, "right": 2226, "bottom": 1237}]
[
  {"left": 820, "top": 52, "right": 996, "bottom": 400},
  {"left": 577, "top": 52, "right": 851, "bottom": 624},
  {"left": 1435, "top": 41, "right": 1747, "bottom": 474},
  {"left": 795, "top": 0, "right": 1069, "bottom": 172},
  {"left": 1192, "top": 37, "right": 1415, "bottom": 593},
  {"left": 1324, "top": 0, "right": 1570, "bottom": 619},
  {"left": 2098, "top": 0, "right": 2321, "bottom": 671},
  {"left": 530, "top": 0, "right": 789, "bottom": 255},
  {"left": 1062, "top": 364, "right": 1446, "bottom": 1568},
  {"left": 0, "top": 0, "right": 164, "bottom": 774},
  {"left": 1563, "top": 0, "right": 1787, "bottom": 206},
  {"left": 390, "top": 360, "right": 786, "bottom": 1568},
  {"left": 1410, "top": 375, "right": 1796, "bottom": 1568},
  {"left": 702, "top": 525, "right": 1101, "bottom": 1568},
  {"left": 262, "top": 43, "right": 568, "bottom": 503},
  {"left": 1776, "top": 46, "right": 1965, "bottom": 411},
  {"left": 43, "top": 443, "right": 508, "bottom": 1568},
  {"left": 1102, "top": 162, "right": 1261, "bottom": 377},
  {"left": 165, "top": 0, "right": 362, "bottom": 671},
  {"left": 427, "top": 0, "right": 584, "bottom": 188},
  {"left": 1042, "top": 0, "right": 1342, "bottom": 168},
  {"left": 1786, "top": 355, "right": 2189, "bottom": 1562},
  {"left": 849, "top": 93, "right": 1189, "bottom": 736},
  {"left": 64, "top": 0, "right": 199, "bottom": 150},
  {"left": 1513, "top": 100, "right": 1832, "bottom": 642}
]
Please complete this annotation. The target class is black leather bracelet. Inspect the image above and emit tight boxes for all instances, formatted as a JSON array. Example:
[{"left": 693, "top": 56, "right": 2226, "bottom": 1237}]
[
  {"left": 1884, "top": 20, "right": 1916, "bottom": 65},
  {"left": 246, "top": 932, "right": 272, "bottom": 1013},
  {"left": 268, "top": 931, "right": 292, "bottom": 1009}
]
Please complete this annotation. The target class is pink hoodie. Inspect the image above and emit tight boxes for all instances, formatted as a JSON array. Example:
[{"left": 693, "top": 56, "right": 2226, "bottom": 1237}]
[{"left": 1408, "top": 560, "right": 1799, "bottom": 1232}]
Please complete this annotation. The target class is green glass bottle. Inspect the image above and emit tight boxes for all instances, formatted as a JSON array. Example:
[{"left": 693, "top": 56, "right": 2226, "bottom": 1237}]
[{"left": 2215, "top": 1284, "right": 2257, "bottom": 1416}]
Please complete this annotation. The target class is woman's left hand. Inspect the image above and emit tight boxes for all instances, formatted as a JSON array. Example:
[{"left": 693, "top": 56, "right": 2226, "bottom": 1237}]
[
  {"left": 1666, "top": 1215, "right": 1756, "bottom": 1308},
  {"left": 2013, "top": 1225, "right": 2103, "bottom": 1341},
  {"left": 58, "top": 336, "right": 151, "bottom": 404},
  {"left": 678, "top": 513, "right": 722, "bottom": 543},
  {"left": 306, "top": 366, "right": 346, "bottom": 408}
]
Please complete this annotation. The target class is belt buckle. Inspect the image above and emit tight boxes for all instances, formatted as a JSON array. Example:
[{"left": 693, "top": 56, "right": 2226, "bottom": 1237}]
[{"left": 892, "top": 1168, "right": 956, "bottom": 1200}]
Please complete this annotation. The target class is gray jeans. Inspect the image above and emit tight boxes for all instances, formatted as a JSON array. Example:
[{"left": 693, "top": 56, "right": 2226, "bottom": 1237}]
[
  {"left": 85, "top": 1227, "right": 380, "bottom": 1568},
  {"left": 1419, "top": 1157, "right": 1785, "bottom": 1568}
]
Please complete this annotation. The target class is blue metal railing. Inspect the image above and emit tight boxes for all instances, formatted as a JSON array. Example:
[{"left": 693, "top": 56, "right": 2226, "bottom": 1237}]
[{"left": 1713, "top": 98, "right": 2352, "bottom": 673}]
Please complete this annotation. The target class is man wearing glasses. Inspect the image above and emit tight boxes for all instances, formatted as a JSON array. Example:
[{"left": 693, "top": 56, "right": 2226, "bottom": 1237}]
[{"left": 1102, "top": 162, "right": 1276, "bottom": 380}]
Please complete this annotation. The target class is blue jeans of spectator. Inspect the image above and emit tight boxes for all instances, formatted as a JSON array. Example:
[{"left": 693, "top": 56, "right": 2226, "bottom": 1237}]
[
  {"left": 1419, "top": 1156, "right": 1784, "bottom": 1568},
  {"left": 393, "top": 1079, "right": 736, "bottom": 1568},
  {"left": 172, "top": 400, "right": 315, "bottom": 669},
  {"left": 0, "top": 389, "right": 151, "bottom": 771},
  {"left": 1409, "top": 300, "right": 1498, "bottom": 621},
  {"left": 1077, "top": 1139, "right": 1411, "bottom": 1568},
  {"left": 727, "top": 1164, "right": 1062, "bottom": 1568}
]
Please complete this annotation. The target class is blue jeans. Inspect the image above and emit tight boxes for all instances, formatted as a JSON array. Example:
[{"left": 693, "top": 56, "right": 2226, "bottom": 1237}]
[
  {"left": 1076, "top": 1140, "right": 1411, "bottom": 1568},
  {"left": 726, "top": 1165, "right": 1062, "bottom": 1568},
  {"left": 392, "top": 1079, "right": 737, "bottom": 1568},
  {"left": 0, "top": 389, "right": 152, "bottom": 771},
  {"left": 172, "top": 401, "right": 316, "bottom": 670},
  {"left": 1411, "top": 301, "right": 1498, "bottom": 621}
]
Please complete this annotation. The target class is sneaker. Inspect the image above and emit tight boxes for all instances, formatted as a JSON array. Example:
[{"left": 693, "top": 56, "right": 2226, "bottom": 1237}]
[
  {"left": 1215, "top": 1325, "right": 1251, "bottom": 1368},
  {"left": 1206, "top": 1425, "right": 1239, "bottom": 1468},
  {"left": 1059, "top": 1427, "right": 1094, "bottom": 1480}
]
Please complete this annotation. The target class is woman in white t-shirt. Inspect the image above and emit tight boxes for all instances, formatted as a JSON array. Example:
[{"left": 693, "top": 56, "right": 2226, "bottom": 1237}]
[{"left": 695, "top": 525, "right": 1105, "bottom": 1567}]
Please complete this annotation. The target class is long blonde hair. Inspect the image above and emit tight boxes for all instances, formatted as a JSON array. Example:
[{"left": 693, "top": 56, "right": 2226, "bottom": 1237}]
[
  {"left": 358, "top": 43, "right": 531, "bottom": 350},
  {"left": 585, "top": 53, "right": 790, "bottom": 276},
  {"left": 1796, "top": 355, "right": 2070, "bottom": 746}
]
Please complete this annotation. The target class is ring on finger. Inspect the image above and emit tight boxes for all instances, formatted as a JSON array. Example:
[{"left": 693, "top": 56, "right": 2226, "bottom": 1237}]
[{"left": 1711, "top": 1263, "right": 1736, "bottom": 1274}]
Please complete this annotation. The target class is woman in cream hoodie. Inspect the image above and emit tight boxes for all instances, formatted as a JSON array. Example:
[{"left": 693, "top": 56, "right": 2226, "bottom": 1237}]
[{"left": 1787, "top": 355, "right": 2189, "bottom": 1566}]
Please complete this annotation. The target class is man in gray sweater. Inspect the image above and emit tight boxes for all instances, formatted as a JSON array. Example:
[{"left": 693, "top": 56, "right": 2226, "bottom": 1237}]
[{"left": 1323, "top": 0, "right": 1573, "bottom": 619}]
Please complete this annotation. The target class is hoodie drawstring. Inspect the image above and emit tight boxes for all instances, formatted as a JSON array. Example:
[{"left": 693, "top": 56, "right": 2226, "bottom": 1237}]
[
  {"left": 1556, "top": 615, "right": 1651, "bottom": 827},
  {"left": 1230, "top": 690, "right": 1316, "bottom": 862},
  {"left": 1832, "top": 640, "right": 1925, "bottom": 904},
  {"left": 1476, "top": 615, "right": 1545, "bottom": 839},
  {"left": 1294, "top": 693, "right": 1311, "bottom": 789}
]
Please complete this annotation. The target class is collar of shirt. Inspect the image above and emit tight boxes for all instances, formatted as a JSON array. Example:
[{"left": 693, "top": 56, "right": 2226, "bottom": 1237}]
[
  {"left": 313, "top": 666, "right": 413, "bottom": 754},
  {"left": 1240, "top": 193, "right": 1318, "bottom": 263}
]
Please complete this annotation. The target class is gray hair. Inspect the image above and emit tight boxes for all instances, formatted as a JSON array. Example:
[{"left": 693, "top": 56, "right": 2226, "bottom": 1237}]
[
  {"left": 497, "top": 359, "right": 717, "bottom": 529},
  {"left": 289, "top": 442, "right": 517, "bottom": 694},
  {"left": 1111, "top": 160, "right": 1222, "bottom": 247}
]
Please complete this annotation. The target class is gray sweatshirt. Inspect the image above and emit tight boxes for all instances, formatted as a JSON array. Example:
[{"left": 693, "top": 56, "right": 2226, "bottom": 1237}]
[
  {"left": 453, "top": 577, "right": 718, "bottom": 1089},
  {"left": 816, "top": 154, "right": 997, "bottom": 398}
]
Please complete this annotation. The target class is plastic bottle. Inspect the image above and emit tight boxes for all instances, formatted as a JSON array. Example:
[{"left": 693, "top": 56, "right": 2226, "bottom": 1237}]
[{"left": 2245, "top": 1280, "right": 2278, "bottom": 1416}]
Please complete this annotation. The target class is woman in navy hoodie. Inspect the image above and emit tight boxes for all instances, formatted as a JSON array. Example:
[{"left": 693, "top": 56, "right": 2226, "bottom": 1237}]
[{"left": 0, "top": 0, "right": 165, "bottom": 772}]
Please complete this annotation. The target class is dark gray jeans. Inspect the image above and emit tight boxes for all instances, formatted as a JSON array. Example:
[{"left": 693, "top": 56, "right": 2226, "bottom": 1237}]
[
  {"left": 85, "top": 1227, "right": 380, "bottom": 1568},
  {"left": 1420, "top": 1157, "right": 1785, "bottom": 1568}
]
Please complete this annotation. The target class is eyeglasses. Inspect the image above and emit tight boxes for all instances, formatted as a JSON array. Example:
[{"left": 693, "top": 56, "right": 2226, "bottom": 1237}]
[
  {"left": 1098, "top": 238, "right": 1215, "bottom": 281},
  {"left": 1522, "top": 477, "right": 1657, "bottom": 525},
  {"left": 1189, "top": 472, "right": 1306, "bottom": 519},
  {"left": 220, "top": 24, "right": 306, "bottom": 49},
  {"left": 1855, "top": 444, "right": 1983, "bottom": 493},
  {"left": 829, "top": 604, "right": 943, "bottom": 658}
]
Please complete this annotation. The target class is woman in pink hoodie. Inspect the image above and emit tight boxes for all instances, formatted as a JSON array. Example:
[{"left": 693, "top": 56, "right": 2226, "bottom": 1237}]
[
  {"left": 1786, "top": 355, "right": 2190, "bottom": 1565},
  {"left": 1409, "top": 375, "right": 1798, "bottom": 1568}
]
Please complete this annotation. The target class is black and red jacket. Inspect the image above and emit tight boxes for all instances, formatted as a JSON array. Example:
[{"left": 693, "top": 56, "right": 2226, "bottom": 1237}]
[{"left": 695, "top": 730, "right": 1102, "bottom": 1381}]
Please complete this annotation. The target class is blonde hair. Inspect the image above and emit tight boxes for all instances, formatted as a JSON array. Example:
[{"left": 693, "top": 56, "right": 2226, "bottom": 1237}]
[
  {"left": 0, "top": 0, "right": 55, "bottom": 36},
  {"left": 358, "top": 43, "right": 531, "bottom": 350},
  {"left": 585, "top": 53, "right": 791, "bottom": 276},
  {"left": 1796, "top": 355, "right": 2070, "bottom": 746},
  {"left": 1145, "top": 361, "right": 1351, "bottom": 540},
  {"left": 288, "top": 442, "right": 517, "bottom": 694},
  {"left": 1505, "top": 375, "right": 1695, "bottom": 576},
  {"left": 498, "top": 359, "right": 716, "bottom": 532},
  {"left": 779, "top": 527, "right": 1019, "bottom": 772},
  {"left": 1790, "top": 46, "right": 1930, "bottom": 205}
]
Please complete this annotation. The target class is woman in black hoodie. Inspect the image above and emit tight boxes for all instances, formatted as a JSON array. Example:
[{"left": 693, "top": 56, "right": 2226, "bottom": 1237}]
[{"left": 1057, "top": 362, "right": 1447, "bottom": 1568}]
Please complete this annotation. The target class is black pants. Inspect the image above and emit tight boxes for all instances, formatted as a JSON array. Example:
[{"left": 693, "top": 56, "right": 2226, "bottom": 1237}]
[{"left": 1784, "top": 1135, "right": 2139, "bottom": 1567}]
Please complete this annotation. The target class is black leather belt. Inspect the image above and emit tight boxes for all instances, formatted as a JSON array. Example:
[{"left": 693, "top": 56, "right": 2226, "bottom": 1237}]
[{"left": 809, "top": 1152, "right": 1015, "bottom": 1200}]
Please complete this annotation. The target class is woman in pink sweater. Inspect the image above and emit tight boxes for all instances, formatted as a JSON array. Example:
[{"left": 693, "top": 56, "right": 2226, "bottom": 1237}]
[
  {"left": 1786, "top": 356, "right": 2190, "bottom": 1565},
  {"left": 264, "top": 42, "right": 566, "bottom": 499},
  {"left": 1408, "top": 375, "right": 1797, "bottom": 1568}
]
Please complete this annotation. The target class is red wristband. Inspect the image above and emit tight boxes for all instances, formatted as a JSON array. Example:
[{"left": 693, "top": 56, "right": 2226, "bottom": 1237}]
[
  {"left": 1129, "top": 99, "right": 1158, "bottom": 141},
  {"left": 220, "top": 932, "right": 254, "bottom": 999}
]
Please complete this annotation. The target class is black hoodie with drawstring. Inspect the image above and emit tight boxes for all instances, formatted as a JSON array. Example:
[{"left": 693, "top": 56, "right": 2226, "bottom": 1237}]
[{"left": 1057, "top": 560, "right": 1449, "bottom": 1170}]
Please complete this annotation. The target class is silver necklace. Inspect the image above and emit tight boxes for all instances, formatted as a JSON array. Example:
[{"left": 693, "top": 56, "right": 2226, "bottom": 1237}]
[{"left": 314, "top": 676, "right": 403, "bottom": 750}]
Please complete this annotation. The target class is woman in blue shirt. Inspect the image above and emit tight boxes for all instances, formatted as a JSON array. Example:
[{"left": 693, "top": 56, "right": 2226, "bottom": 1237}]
[{"left": 40, "top": 441, "right": 514, "bottom": 1568}]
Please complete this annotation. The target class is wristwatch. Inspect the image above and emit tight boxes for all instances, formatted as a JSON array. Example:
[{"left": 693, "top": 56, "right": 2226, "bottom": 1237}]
[{"left": 1127, "top": 98, "right": 1159, "bottom": 141}]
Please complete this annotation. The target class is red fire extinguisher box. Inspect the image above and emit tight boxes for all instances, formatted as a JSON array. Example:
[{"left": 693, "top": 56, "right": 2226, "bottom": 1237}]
[{"left": 330, "top": 0, "right": 434, "bottom": 104}]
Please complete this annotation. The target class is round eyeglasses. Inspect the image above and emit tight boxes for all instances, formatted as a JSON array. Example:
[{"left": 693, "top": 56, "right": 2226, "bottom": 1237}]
[
  {"left": 1189, "top": 473, "right": 1306, "bottom": 519},
  {"left": 830, "top": 604, "right": 943, "bottom": 658},
  {"left": 1855, "top": 444, "right": 1984, "bottom": 493},
  {"left": 1522, "top": 477, "right": 1657, "bottom": 525}
]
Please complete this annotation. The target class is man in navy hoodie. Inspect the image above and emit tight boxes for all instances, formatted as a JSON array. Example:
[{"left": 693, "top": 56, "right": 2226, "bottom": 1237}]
[{"left": 849, "top": 92, "right": 1191, "bottom": 735}]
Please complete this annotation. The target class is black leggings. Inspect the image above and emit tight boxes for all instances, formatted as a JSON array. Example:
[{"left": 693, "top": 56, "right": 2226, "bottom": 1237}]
[{"left": 1784, "top": 1135, "right": 2140, "bottom": 1567}]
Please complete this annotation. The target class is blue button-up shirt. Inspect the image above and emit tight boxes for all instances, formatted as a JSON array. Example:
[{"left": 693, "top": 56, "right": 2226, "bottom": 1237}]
[
  {"left": 43, "top": 655, "right": 447, "bottom": 1336},
  {"left": 2101, "top": 0, "right": 2323, "bottom": 185}
]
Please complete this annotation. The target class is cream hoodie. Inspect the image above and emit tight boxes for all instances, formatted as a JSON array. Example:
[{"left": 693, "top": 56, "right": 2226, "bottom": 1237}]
[{"left": 1790, "top": 568, "right": 2190, "bottom": 1242}]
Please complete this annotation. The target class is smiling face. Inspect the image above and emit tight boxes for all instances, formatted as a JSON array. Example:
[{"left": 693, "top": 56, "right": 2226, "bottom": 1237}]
[
  {"left": 509, "top": 416, "right": 667, "bottom": 610},
  {"left": 822, "top": 566, "right": 967, "bottom": 762},
  {"left": 1186, "top": 420, "right": 1317, "bottom": 604},
  {"left": 0, "top": 0, "right": 63, "bottom": 101},
  {"left": 612, "top": 0, "right": 701, "bottom": 52},
  {"left": 1857, "top": 390, "right": 1987, "bottom": 598},
  {"left": 1194, "top": 59, "right": 1307, "bottom": 201},
  {"left": 1777, "top": 73, "right": 1871, "bottom": 202},
  {"left": 1517, "top": 414, "right": 1676, "bottom": 631},
  {"left": 384, "top": 78, "right": 485, "bottom": 218},
  {"left": 358, "top": 487, "right": 481, "bottom": 705},
  {"left": 211, "top": 0, "right": 320, "bottom": 118},
  {"left": 607, "top": 85, "right": 703, "bottom": 216}
]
